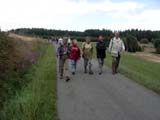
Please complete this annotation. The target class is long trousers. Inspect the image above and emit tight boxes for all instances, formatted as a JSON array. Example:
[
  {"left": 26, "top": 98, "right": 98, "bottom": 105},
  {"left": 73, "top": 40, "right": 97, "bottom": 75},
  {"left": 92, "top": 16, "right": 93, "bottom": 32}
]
[
  {"left": 70, "top": 60, "right": 78, "bottom": 73},
  {"left": 59, "top": 58, "right": 70, "bottom": 77},
  {"left": 112, "top": 54, "right": 121, "bottom": 73},
  {"left": 97, "top": 58, "right": 104, "bottom": 73},
  {"left": 83, "top": 58, "right": 92, "bottom": 72}
]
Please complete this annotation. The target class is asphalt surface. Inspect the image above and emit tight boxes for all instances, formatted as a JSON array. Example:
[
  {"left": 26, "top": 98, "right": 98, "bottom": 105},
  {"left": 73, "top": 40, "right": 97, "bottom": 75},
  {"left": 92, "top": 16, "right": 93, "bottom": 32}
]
[{"left": 56, "top": 46, "right": 160, "bottom": 120}]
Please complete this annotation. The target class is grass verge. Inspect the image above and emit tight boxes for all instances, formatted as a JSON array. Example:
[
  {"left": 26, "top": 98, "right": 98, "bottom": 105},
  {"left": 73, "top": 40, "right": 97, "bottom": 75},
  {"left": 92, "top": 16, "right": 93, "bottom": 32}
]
[
  {"left": 105, "top": 53, "right": 160, "bottom": 94},
  {"left": 0, "top": 43, "right": 57, "bottom": 120},
  {"left": 78, "top": 41, "right": 160, "bottom": 94}
]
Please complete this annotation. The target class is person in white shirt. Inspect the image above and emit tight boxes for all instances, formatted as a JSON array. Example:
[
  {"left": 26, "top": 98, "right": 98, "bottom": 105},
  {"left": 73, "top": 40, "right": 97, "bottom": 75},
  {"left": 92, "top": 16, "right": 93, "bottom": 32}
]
[
  {"left": 109, "top": 32, "right": 125, "bottom": 74},
  {"left": 58, "top": 38, "right": 63, "bottom": 46},
  {"left": 68, "top": 37, "right": 71, "bottom": 46}
]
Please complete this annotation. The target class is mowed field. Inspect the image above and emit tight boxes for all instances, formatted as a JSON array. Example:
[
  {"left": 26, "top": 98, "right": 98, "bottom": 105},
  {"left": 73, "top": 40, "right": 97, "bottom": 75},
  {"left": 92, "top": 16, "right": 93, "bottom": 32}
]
[{"left": 78, "top": 42, "right": 160, "bottom": 94}]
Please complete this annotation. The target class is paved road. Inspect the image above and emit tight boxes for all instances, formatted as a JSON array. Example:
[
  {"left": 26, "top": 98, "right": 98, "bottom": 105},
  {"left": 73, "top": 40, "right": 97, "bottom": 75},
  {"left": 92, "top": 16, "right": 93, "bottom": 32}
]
[{"left": 56, "top": 48, "right": 160, "bottom": 120}]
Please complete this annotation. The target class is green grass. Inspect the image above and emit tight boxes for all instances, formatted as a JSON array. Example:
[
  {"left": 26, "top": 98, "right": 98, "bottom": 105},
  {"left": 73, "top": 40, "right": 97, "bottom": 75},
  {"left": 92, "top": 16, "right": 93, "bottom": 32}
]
[
  {"left": 0, "top": 43, "right": 57, "bottom": 120},
  {"left": 78, "top": 41, "right": 160, "bottom": 94},
  {"left": 105, "top": 53, "right": 160, "bottom": 94}
]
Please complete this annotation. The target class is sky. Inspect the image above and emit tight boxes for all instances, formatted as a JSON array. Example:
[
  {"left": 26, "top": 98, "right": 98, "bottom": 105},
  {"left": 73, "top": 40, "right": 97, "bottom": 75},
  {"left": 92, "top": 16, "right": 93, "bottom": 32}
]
[{"left": 0, "top": 0, "right": 160, "bottom": 31}]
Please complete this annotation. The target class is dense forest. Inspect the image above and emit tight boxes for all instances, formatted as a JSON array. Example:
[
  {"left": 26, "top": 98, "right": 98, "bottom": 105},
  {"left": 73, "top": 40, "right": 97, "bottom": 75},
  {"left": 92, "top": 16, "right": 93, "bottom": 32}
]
[
  {"left": 10, "top": 28, "right": 160, "bottom": 40},
  {"left": 10, "top": 28, "right": 160, "bottom": 53}
]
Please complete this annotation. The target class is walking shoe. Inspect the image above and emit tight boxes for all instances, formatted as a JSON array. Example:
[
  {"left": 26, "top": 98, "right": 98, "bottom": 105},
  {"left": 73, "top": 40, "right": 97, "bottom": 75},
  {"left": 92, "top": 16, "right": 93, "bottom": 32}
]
[
  {"left": 89, "top": 71, "right": 94, "bottom": 75},
  {"left": 99, "top": 72, "right": 102, "bottom": 75},
  {"left": 72, "top": 72, "right": 75, "bottom": 75},
  {"left": 112, "top": 72, "right": 116, "bottom": 75},
  {"left": 60, "top": 75, "right": 63, "bottom": 79},
  {"left": 84, "top": 69, "right": 87, "bottom": 74},
  {"left": 65, "top": 76, "right": 70, "bottom": 82}
]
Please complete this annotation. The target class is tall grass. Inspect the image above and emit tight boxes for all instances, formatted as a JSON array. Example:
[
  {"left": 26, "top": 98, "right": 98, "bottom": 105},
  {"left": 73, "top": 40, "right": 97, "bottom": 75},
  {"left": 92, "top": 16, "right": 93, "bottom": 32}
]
[
  {"left": 0, "top": 44, "right": 57, "bottom": 120},
  {"left": 0, "top": 32, "right": 38, "bottom": 107}
]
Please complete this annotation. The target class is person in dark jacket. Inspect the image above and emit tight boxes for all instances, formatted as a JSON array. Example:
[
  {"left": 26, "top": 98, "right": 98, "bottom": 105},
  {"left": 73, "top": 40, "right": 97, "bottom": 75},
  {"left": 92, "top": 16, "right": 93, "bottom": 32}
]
[
  {"left": 57, "top": 38, "right": 70, "bottom": 82},
  {"left": 96, "top": 35, "right": 106, "bottom": 75}
]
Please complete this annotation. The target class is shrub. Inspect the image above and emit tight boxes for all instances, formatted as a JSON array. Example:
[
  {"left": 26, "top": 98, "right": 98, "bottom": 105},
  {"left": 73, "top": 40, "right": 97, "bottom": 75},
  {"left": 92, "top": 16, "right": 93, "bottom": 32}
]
[
  {"left": 0, "top": 32, "right": 16, "bottom": 73},
  {"left": 122, "top": 37, "right": 128, "bottom": 51},
  {"left": 0, "top": 33, "right": 40, "bottom": 108},
  {"left": 154, "top": 39, "right": 160, "bottom": 48},
  {"left": 125, "top": 35, "right": 142, "bottom": 52},
  {"left": 140, "top": 38, "right": 149, "bottom": 44},
  {"left": 154, "top": 39, "right": 160, "bottom": 54},
  {"left": 156, "top": 45, "right": 160, "bottom": 54},
  {"left": 70, "top": 36, "right": 98, "bottom": 42}
]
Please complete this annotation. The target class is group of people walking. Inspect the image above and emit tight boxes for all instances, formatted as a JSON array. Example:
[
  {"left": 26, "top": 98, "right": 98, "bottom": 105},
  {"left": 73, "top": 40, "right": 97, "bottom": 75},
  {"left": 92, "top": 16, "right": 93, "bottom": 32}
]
[{"left": 56, "top": 32, "right": 125, "bottom": 82}]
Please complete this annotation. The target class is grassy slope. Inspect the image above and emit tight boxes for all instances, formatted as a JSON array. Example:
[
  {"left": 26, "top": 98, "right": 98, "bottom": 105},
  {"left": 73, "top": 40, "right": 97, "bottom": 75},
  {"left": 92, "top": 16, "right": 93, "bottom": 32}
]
[
  {"left": 0, "top": 33, "right": 39, "bottom": 108},
  {"left": 1, "top": 43, "right": 57, "bottom": 120},
  {"left": 105, "top": 53, "right": 160, "bottom": 94}
]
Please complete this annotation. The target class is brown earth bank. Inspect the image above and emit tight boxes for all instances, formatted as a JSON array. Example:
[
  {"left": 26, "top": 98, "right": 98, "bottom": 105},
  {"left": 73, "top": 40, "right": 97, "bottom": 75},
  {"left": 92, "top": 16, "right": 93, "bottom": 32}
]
[
  {"left": 131, "top": 52, "right": 160, "bottom": 63},
  {"left": 9, "top": 33, "right": 42, "bottom": 68},
  {"left": 131, "top": 43, "right": 160, "bottom": 63},
  {"left": 0, "top": 33, "right": 40, "bottom": 73}
]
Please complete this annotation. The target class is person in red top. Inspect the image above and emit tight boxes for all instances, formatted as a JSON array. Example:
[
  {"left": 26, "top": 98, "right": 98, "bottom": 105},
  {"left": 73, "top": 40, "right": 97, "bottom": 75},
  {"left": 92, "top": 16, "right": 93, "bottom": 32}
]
[{"left": 70, "top": 39, "right": 81, "bottom": 75}]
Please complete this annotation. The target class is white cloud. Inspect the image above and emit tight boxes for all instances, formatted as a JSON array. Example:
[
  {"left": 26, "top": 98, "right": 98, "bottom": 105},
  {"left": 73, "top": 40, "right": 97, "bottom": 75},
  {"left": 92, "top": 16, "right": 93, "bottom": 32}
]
[
  {"left": 0, "top": 0, "right": 159, "bottom": 31},
  {"left": 107, "top": 9, "right": 160, "bottom": 30}
]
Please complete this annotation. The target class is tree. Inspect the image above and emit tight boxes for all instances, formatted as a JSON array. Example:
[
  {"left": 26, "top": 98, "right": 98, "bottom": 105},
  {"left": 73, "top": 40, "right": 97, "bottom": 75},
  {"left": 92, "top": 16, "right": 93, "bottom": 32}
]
[
  {"left": 125, "top": 34, "right": 142, "bottom": 52},
  {"left": 140, "top": 38, "right": 149, "bottom": 44},
  {"left": 154, "top": 39, "right": 160, "bottom": 54},
  {"left": 10, "top": 28, "right": 160, "bottom": 46}
]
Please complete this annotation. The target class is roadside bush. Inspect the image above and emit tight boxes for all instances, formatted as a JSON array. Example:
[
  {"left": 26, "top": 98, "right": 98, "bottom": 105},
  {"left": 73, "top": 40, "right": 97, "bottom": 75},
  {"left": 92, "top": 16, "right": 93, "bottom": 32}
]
[
  {"left": 0, "top": 44, "right": 57, "bottom": 120},
  {"left": 0, "top": 33, "right": 41, "bottom": 108},
  {"left": 156, "top": 45, "right": 160, "bottom": 53},
  {"left": 122, "top": 37, "right": 127, "bottom": 51},
  {"left": 125, "top": 35, "right": 142, "bottom": 52},
  {"left": 154, "top": 39, "right": 160, "bottom": 54},
  {"left": 71, "top": 36, "right": 85, "bottom": 42},
  {"left": 71, "top": 36, "right": 110, "bottom": 45},
  {"left": 0, "top": 32, "right": 16, "bottom": 73},
  {"left": 154, "top": 39, "right": 160, "bottom": 48},
  {"left": 140, "top": 38, "right": 149, "bottom": 44},
  {"left": 71, "top": 36, "right": 98, "bottom": 42}
]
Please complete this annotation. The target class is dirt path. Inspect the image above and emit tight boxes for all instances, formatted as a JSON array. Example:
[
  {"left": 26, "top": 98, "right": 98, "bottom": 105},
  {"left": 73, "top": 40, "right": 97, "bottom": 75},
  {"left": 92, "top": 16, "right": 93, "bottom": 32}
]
[
  {"left": 56, "top": 44, "right": 160, "bottom": 120},
  {"left": 131, "top": 43, "right": 160, "bottom": 63},
  {"left": 132, "top": 52, "right": 160, "bottom": 63}
]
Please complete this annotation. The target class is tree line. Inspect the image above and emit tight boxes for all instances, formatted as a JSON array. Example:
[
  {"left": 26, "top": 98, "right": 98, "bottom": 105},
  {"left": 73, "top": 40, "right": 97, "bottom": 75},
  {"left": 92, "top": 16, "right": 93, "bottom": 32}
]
[{"left": 10, "top": 28, "right": 160, "bottom": 53}]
